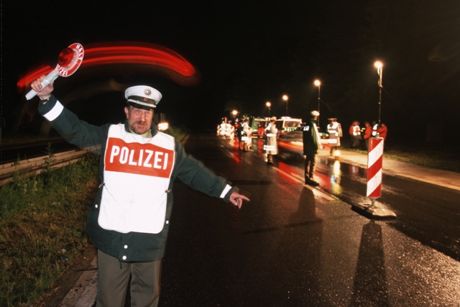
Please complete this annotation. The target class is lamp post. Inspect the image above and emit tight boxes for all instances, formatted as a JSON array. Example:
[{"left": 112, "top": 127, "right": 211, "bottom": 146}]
[
  {"left": 265, "top": 101, "right": 272, "bottom": 116},
  {"left": 231, "top": 109, "right": 238, "bottom": 120},
  {"left": 374, "top": 60, "right": 383, "bottom": 124},
  {"left": 282, "top": 94, "right": 289, "bottom": 116},
  {"left": 313, "top": 79, "right": 321, "bottom": 125}
]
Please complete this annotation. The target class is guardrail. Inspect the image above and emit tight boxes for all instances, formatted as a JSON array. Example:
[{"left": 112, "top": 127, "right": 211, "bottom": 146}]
[{"left": 0, "top": 148, "right": 97, "bottom": 187}]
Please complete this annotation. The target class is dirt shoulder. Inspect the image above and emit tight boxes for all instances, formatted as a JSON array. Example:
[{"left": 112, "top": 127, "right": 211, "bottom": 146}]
[{"left": 36, "top": 244, "right": 97, "bottom": 307}]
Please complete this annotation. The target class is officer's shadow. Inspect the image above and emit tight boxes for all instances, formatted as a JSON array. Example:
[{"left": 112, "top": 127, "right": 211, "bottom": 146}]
[
  {"left": 286, "top": 187, "right": 321, "bottom": 226},
  {"left": 349, "top": 220, "right": 389, "bottom": 306},
  {"left": 274, "top": 187, "right": 324, "bottom": 304}
]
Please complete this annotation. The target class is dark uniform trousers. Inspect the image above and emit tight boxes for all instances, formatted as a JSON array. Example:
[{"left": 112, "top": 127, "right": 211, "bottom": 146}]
[
  {"left": 305, "top": 153, "right": 316, "bottom": 179},
  {"left": 97, "top": 250, "right": 161, "bottom": 307}
]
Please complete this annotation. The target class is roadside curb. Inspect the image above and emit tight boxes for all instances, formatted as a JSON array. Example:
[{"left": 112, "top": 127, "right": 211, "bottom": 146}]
[
  {"left": 59, "top": 256, "right": 97, "bottom": 307},
  {"left": 335, "top": 149, "right": 460, "bottom": 192}
]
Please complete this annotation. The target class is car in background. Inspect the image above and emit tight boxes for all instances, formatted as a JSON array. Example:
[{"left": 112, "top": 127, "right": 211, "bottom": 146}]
[
  {"left": 250, "top": 116, "right": 303, "bottom": 138},
  {"left": 275, "top": 116, "right": 302, "bottom": 136},
  {"left": 250, "top": 117, "right": 269, "bottom": 138}
]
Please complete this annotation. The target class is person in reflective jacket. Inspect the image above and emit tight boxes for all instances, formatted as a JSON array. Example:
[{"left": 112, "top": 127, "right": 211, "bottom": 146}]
[
  {"left": 263, "top": 116, "right": 278, "bottom": 164},
  {"left": 327, "top": 117, "right": 343, "bottom": 157},
  {"left": 349, "top": 120, "right": 362, "bottom": 148},
  {"left": 31, "top": 76, "right": 249, "bottom": 307}
]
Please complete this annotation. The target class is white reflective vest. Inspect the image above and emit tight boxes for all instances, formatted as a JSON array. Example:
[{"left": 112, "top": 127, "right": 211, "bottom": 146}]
[
  {"left": 264, "top": 123, "right": 278, "bottom": 153},
  {"left": 352, "top": 125, "right": 361, "bottom": 136},
  {"left": 100, "top": 124, "right": 175, "bottom": 234},
  {"left": 327, "top": 122, "right": 342, "bottom": 138},
  {"left": 372, "top": 124, "right": 379, "bottom": 137}
]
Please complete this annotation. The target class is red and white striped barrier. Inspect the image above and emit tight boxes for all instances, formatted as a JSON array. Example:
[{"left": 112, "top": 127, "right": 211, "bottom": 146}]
[
  {"left": 366, "top": 137, "right": 384, "bottom": 198},
  {"left": 354, "top": 137, "right": 395, "bottom": 218}
]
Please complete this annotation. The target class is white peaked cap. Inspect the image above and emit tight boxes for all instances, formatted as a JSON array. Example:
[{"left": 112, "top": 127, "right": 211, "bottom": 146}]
[{"left": 124, "top": 85, "right": 162, "bottom": 109}]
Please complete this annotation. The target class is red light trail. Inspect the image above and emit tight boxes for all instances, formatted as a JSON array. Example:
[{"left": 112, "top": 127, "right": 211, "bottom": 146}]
[{"left": 17, "top": 43, "right": 197, "bottom": 90}]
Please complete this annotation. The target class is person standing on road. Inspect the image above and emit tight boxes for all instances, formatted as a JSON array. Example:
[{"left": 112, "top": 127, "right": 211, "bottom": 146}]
[
  {"left": 362, "top": 121, "right": 372, "bottom": 149},
  {"left": 30, "top": 76, "right": 250, "bottom": 307},
  {"left": 371, "top": 121, "right": 379, "bottom": 138},
  {"left": 349, "top": 120, "right": 362, "bottom": 148},
  {"left": 327, "top": 117, "right": 343, "bottom": 157},
  {"left": 241, "top": 117, "right": 252, "bottom": 151},
  {"left": 302, "top": 110, "right": 321, "bottom": 186},
  {"left": 264, "top": 116, "right": 278, "bottom": 164},
  {"left": 257, "top": 122, "right": 265, "bottom": 139},
  {"left": 377, "top": 122, "right": 388, "bottom": 140},
  {"left": 217, "top": 117, "right": 228, "bottom": 137},
  {"left": 234, "top": 117, "right": 243, "bottom": 147}
]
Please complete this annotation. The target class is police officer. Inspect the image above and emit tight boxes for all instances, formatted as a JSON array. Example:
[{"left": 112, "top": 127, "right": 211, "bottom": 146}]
[
  {"left": 349, "top": 120, "right": 362, "bottom": 148},
  {"left": 377, "top": 122, "right": 388, "bottom": 140},
  {"left": 264, "top": 116, "right": 278, "bottom": 164},
  {"left": 241, "top": 117, "right": 252, "bottom": 151},
  {"left": 31, "top": 76, "right": 250, "bottom": 307},
  {"left": 302, "top": 110, "right": 321, "bottom": 186},
  {"left": 371, "top": 121, "right": 379, "bottom": 137},
  {"left": 362, "top": 121, "right": 372, "bottom": 149},
  {"left": 217, "top": 117, "right": 228, "bottom": 137},
  {"left": 327, "top": 117, "right": 343, "bottom": 156},
  {"left": 234, "top": 117, "right": 243, "bottom": 145}
]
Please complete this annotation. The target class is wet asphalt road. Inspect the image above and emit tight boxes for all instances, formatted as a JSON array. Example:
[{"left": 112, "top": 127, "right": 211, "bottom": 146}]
[
  {"left": 275, "top": 141, "right": 460, "bottom": 261},
  {"left": 158, "top": 135, "right": 460, "bottom": 307}
]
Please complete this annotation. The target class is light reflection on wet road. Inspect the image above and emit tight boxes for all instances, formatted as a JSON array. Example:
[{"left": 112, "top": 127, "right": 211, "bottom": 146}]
[
  {"left": 160, "top": 135, "right": 460, "bottom": 307},
  {"left": 275, "top": 138, "right": 460, "bottom": 261}
]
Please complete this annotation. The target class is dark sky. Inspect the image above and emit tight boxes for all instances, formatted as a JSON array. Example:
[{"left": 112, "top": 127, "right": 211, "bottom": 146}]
[{"left": 2, "top": 1, "right": 460, "bottom": 146}]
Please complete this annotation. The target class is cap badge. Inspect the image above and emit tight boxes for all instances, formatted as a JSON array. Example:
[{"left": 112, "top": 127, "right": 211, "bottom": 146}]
[{"left": 144, "top": 88, "right": 152, "bottom": 96}]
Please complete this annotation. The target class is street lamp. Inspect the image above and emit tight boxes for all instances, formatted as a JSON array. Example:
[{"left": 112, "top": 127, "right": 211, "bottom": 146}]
[
  {"left": 231, "top": 109, "right": 238, "bottom": 119},
  {"left": 265, "top": 101, "right": 272, "bottom": 116},
  {"left": 374, "top": 60, "right": 383, "bottom": 124},
  {"left": 282, "top": 94, "right": 289, "bottom": 116},
  {"left": 313, "top": 79, "right": 321, "bottom": 124}
]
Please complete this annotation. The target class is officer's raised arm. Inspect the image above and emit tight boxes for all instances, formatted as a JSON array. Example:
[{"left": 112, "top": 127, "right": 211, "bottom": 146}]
[{"left": 30, "top": 76, "right": 54, "bottom": 102}]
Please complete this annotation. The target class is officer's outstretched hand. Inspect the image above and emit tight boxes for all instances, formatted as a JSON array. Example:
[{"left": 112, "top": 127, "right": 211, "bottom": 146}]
[
  {"left": 229, "top": 192, "right": 250, "bottom": 209},
  {"left": 30, "top": 75, "right": 54, "bottom": 101}
]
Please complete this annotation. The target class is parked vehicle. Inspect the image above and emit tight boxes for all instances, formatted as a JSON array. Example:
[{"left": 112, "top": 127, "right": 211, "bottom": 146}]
[{"left": 275, "top": 116, "right": 302, "bottom": 135}]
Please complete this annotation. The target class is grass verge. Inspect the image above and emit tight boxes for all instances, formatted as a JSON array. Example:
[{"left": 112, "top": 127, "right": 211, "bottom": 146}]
[
  {"left": 384, "top": 147, "right": 460, "bottom": 173},
  {"left": 0, "top": 155, "right": 99, "bottom": 306}
]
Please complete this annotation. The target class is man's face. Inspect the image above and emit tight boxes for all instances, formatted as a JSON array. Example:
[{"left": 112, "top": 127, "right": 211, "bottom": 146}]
[{"left": 124, "top": 105, "right": 154, "bottom": 134}]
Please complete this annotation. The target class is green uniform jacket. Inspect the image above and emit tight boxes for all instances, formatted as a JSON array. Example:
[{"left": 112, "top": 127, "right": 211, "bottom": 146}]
[
  {"left": 302, "top": 120, "right": 319, "bottom": 155},
  {"left": 38, "top": 96, "right": 237, "bottom": 262}
]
